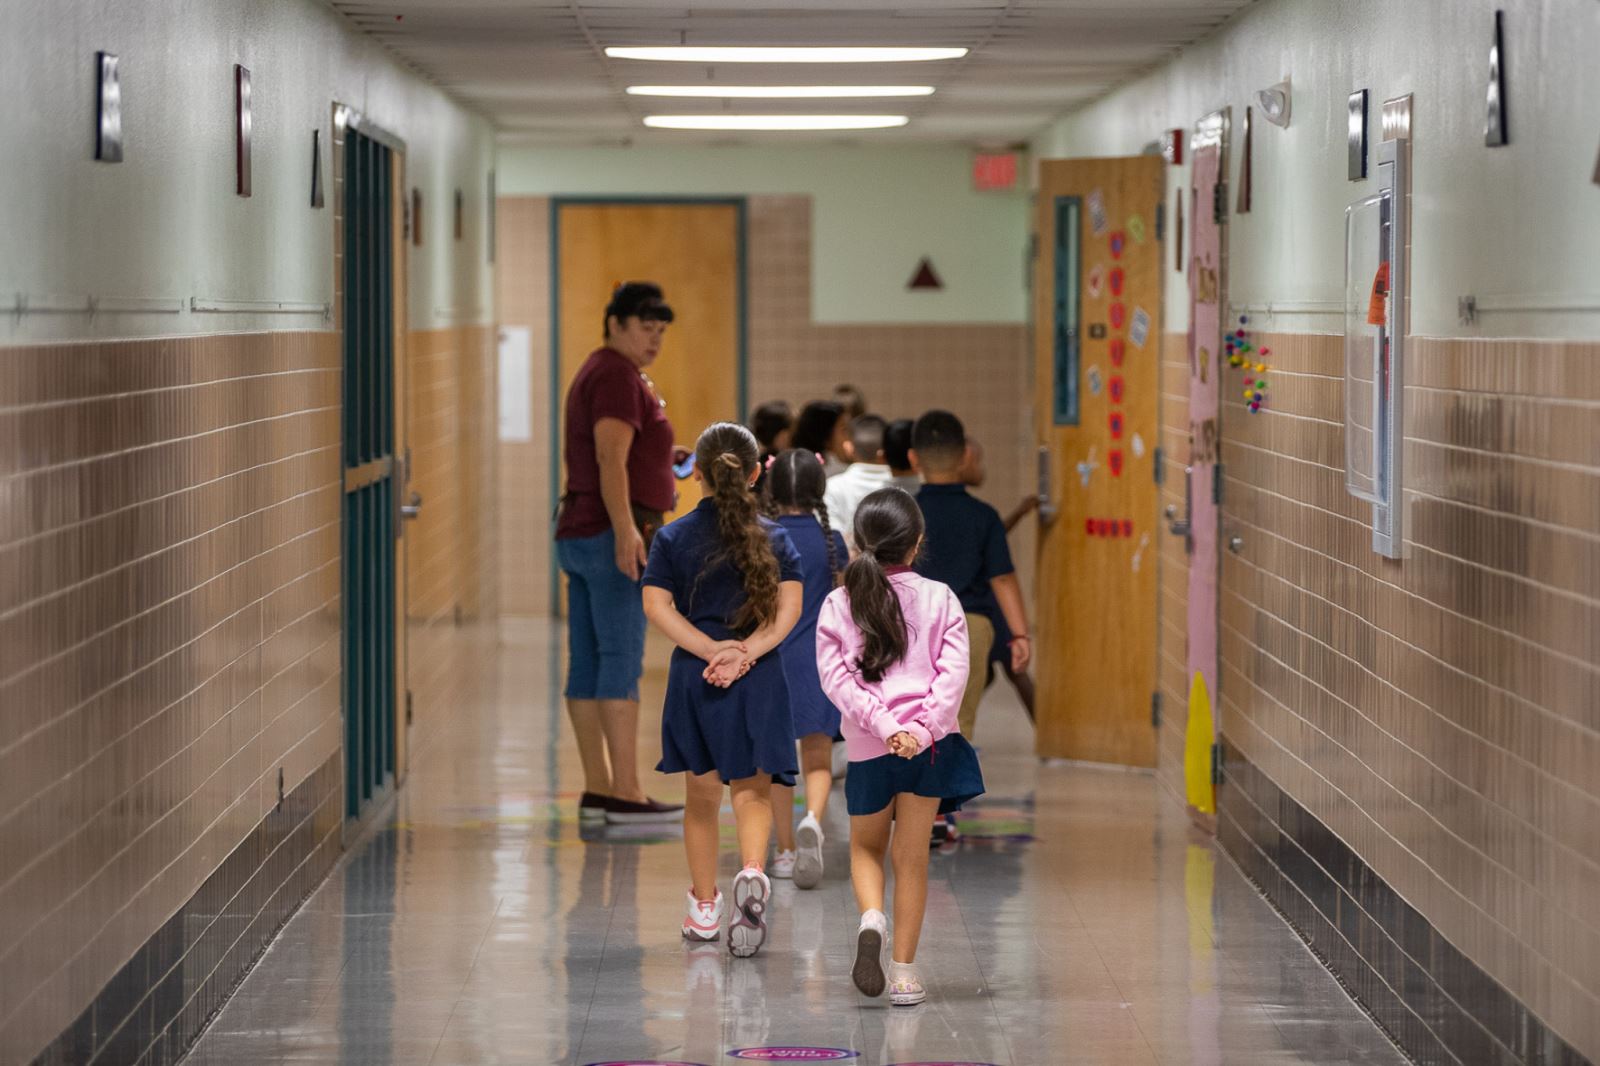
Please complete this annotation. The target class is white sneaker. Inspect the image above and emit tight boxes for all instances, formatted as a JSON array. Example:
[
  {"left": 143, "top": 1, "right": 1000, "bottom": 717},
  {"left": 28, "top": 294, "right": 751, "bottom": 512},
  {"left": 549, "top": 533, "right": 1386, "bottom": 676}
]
[
  {"left": 852, "top": 909, "right": 888, "bottom": 997},
  {"left": 888, "top": 961, "right": 926, "bottom": 1006},
  {"left": 682, "top": 888, "right": 723, "bottom": 942},
  {"left": 831, "top": 740, "right": 849, "bottom": 780},
  {"left": 771, "top": 849, "right": 797, "bottom": 879},
  {"left": 794, "top": 813, "right": 824, "bottom": 889},
  {"left": 729, "top": 864, "right": 772, "bottom": 958}
]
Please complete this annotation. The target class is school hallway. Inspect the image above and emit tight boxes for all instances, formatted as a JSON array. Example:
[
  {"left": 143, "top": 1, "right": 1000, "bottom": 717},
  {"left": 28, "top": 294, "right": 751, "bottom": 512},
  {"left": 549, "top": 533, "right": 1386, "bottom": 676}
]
[{"left": 181, "top": 619, "right": 1403, "bottom": 1066}]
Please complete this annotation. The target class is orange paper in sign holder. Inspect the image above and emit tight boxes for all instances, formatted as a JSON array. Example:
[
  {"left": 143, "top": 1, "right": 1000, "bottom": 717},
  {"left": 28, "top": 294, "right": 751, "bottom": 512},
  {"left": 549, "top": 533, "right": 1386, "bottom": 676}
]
[{"left": 1367, "top": 261, "right": 1390, "bottom": 327}]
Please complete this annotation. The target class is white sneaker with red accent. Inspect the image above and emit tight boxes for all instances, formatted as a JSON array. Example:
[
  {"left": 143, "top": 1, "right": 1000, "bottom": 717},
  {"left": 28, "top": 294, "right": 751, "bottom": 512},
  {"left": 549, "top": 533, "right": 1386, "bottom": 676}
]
[
  {"left": 771, "top": 848, "right": 797, "bottom": 879},
  {"left": 682, "top": 888, "right": 724, "bottom": 942},
  {"left": 729, "top": 864, "right": 772, "bottom": 958}
]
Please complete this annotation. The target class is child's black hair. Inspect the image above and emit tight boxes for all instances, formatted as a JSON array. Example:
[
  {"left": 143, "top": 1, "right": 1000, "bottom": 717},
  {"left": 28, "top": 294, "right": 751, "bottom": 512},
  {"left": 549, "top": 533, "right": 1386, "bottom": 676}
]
[
  {"left": 792, "top": 400, "right": 845, "bottom": 455},
  {"left": 750, "top": 400, "right": 794, "bottom": 452},
  {"left": 695, "top": 422, "right": 779, "bottom": 634},
  {"left": 843, "top": 488, "right": 925, "bottom": 683},
  {"left": 764, "top": 449, "right": 842, "bottom": 584},
  {"left": 604, "top": 281, "right": 675, "bottom": 337},
  {"left": 848, "top": 414, "right": 889, "bottom": 463},
  {"left": 911, "top": 409, "right": 966, "bottom": 472},
  {"left": 884, "top": 418, "right": 915, "bottom": 473}
]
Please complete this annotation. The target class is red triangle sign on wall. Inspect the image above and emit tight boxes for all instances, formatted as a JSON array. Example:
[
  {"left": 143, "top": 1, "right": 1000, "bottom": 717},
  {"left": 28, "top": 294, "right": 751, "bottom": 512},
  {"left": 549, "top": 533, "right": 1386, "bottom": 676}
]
[{"left": 908, "top": 257, "right": 944, "bottom": 290}]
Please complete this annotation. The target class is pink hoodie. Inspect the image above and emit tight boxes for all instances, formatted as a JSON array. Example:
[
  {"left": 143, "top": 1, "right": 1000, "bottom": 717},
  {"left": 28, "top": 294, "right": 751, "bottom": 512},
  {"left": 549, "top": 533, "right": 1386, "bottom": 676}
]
[{"left": 815, "top": 570, "right": 971, "bottom": 762}]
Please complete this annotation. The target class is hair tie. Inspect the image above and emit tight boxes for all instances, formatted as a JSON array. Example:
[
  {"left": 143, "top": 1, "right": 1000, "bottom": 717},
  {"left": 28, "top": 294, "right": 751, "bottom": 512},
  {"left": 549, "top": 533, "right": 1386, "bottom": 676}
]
[
  {"left": 815, "top": 452, "right": 825, "bottom": 466},
  {"left": 765, "top": 455, "right": 777, "bottom": 471}
]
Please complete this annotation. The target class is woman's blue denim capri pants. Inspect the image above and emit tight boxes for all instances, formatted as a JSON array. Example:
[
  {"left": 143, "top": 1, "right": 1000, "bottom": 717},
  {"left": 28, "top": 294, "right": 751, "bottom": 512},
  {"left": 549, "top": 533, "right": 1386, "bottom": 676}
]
[{"left": 555, "top": 528, "right": 647, "bottom": 701}]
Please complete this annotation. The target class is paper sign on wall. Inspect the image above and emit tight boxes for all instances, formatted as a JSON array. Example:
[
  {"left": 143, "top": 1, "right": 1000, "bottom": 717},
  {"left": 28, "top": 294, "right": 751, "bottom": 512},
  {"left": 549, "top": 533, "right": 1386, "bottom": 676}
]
[
  {"left": 1130, "top": 307, "right": 1151, "bottom": 348},
  {"left": 498, "top": 327, "right": 533, "bottom": 442},
  {"left": 1087, "top": 189, "right": 1109, "bottom": 235}
]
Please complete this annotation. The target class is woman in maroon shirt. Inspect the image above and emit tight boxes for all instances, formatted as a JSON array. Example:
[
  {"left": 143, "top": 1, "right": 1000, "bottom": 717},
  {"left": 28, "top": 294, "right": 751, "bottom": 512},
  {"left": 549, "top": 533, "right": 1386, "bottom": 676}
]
[{"left": 555, "top": 282, "right": 684, "bottom": 824}]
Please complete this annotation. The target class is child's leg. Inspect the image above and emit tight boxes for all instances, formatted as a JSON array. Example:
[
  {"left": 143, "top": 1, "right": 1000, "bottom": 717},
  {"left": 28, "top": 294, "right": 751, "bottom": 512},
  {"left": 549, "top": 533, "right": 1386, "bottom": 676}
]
[
  {"left": 729, "top": 774, "right": 774, "bottom": 868},
  {"left": 770, "top": 783, "right": 797, "bottom": 851},
  {"left": 683, "top": 771, "right": 724, "bottom": 901},
  {"left": 799, "top": 733, "right": 835, "bottom": 821},
  {"left": 1003, "top": 660, "right": 1037, "bottom": 722},
  {"left": 958, "top": 614, "right": 996, "bottom": 739},
  {"left": 887, "top": 794, "right": 941, "bottom": 963},
  {"left": 849, "top": 801, "right": 895, "bottom": 913}
]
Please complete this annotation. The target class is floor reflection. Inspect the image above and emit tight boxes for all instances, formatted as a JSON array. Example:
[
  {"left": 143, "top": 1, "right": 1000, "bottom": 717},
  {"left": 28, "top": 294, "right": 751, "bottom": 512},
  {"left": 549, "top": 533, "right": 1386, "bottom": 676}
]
[{"left": 185, "top": 618, "right": 1404, "bottom": 1065}]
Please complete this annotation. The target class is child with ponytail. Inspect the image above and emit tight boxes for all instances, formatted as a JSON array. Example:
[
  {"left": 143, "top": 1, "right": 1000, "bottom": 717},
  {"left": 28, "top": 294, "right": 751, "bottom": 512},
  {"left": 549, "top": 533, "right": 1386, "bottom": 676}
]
[
  {"left": 642, "top": 423, "right": 804, "bottom": 958},
  {"left": 761, "top": 450, "right": 849, "bottom": 890},
  {"left": 815, "top": 487, "right": 986, "bottom": 1005}
]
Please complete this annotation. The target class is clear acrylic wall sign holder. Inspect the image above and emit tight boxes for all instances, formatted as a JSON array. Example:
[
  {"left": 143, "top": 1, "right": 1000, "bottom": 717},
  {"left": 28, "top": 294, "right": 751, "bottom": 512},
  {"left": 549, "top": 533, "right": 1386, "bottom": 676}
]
[{"left": 1344, "top": 138, "right": 1405, "bottom": 559}]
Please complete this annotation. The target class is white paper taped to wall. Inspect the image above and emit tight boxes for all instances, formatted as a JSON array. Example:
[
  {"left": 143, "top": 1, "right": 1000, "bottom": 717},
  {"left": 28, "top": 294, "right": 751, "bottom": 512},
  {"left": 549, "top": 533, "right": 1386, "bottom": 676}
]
[{"left": 498, "top": 326, "right": 532, "bottom": 442}]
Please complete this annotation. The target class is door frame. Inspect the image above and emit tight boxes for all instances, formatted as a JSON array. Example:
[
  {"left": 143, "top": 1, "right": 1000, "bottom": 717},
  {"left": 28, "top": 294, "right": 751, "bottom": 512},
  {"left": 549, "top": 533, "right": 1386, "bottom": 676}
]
[
  {"left": 332, "top": 103, "right": 409, "bottom": 833},
  {"left": 545, "top": 196, "right": 750, "bottom": 614}
]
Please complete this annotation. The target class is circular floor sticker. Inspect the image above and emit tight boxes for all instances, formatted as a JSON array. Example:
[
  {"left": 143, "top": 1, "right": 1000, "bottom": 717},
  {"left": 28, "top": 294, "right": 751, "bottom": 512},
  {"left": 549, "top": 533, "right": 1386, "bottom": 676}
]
[{"left": 727, "top": 1050, "right": 858, "bottom": 1062}]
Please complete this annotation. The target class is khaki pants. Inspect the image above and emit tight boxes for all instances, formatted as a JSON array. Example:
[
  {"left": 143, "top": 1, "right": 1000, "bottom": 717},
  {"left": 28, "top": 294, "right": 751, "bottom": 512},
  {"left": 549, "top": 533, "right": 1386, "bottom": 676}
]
[{"left": 959, "top": 613, "right": 995, "bottom": 740}]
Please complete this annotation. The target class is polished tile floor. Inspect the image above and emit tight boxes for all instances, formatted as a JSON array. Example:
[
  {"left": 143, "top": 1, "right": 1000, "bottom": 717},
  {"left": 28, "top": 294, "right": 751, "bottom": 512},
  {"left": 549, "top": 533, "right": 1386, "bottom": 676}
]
[{"left": 186, "top": 619, "right": 1405, "bottom": 1065}]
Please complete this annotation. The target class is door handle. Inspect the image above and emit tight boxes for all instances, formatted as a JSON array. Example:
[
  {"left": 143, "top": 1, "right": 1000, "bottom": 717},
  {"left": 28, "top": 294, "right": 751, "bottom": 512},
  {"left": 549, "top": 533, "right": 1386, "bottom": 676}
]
[
  {"left": 401, "top": 491, "right": 423, "bottom": 520},
  {"left": 1036, "top": 445, "right": 1058, "bottom": 523},
  {"left": 1166, "top": 466, "right": 1193, "bottom": 538}
]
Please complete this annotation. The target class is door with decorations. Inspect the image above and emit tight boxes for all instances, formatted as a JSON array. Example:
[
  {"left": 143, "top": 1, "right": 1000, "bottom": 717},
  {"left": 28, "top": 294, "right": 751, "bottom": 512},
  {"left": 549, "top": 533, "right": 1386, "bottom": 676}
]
[
  {"left": 1171, "top": 111, "right": 1230, "bottom": 823},
  {"left": 1032, "top": 157, "right": 1164, "bottom": 765}
]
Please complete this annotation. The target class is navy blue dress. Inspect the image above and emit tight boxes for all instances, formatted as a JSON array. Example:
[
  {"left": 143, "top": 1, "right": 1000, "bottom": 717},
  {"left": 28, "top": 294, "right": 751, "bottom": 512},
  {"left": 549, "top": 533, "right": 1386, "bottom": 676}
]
[
  {"left": 644, "top": 498, "right": 804, "bottom": 785},
  {"left": 776, "top": 514, "right": 847, "bottom": 739}
]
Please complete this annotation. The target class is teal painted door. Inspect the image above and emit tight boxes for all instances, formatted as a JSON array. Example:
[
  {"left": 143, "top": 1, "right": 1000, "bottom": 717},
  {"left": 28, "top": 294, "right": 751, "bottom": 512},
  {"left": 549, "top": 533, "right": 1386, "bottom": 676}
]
[{"left": 342, "top": 127, "right": 397, "bottom": 819}]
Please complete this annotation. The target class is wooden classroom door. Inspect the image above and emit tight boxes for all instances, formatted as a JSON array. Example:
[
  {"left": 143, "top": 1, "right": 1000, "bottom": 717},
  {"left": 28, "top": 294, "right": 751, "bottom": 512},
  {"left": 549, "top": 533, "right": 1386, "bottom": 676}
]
[
  {"left": 1175, "top": 111, "right": 1229, "bottom": 819},
  {"left": 554, "top": 201, "right": 743, "bottom": 527},
  {"left": 1032, "top": 157, "right": 1164, "bottom": 766}
]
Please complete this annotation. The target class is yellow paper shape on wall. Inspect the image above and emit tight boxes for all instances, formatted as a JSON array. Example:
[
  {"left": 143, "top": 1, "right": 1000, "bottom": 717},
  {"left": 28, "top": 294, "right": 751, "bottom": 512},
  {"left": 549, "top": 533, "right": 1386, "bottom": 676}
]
[{"left": 1185, "top": 670, "right": 1216, "bottom": 814}]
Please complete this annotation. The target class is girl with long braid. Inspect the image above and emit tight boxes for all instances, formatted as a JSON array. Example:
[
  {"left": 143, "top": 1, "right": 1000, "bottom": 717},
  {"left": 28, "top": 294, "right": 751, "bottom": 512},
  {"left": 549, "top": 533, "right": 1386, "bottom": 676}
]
[
  {"left": 762, "top": 450, "right": 849, "bottom": 890},
  {"left": 642, "top": 423, "right": 804, "bottom": 958}
]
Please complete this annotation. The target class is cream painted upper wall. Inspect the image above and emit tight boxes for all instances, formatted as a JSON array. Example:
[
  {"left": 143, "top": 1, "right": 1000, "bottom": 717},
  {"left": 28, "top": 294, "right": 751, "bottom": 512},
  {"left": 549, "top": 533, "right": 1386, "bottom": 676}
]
[
  {"left": 496, "top": 145, "right": 1029, "bottom": 324},
  {"left": 0, "top": 0, "right": 494, "bottom": 342},
  {"left": 1033, "top": 0, "right": 1600, "bottom": 339}
]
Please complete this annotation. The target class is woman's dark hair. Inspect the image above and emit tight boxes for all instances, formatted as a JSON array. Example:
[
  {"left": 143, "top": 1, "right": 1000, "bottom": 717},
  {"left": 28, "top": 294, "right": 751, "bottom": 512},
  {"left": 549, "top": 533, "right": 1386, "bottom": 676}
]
[
  {"left": 843, "top": 488, "right": 924, "bottom": 683},
  {"left": 695, "top": 422, "right": 780, "bottom": 634},
  {"left": 834, "top": 384, "right": 867, "bottom": 421},
  {"left": 764, "top": 449, "right": 842, "bottom": 584},
  {"left": 604, "top": 281, "right": 675, "bottom": 337},
  {"left": 750, "top": 400, "right": 794, "bottom": 452},
  {"left": 792, "top": 400, "right": 845, "bottom": 455}
]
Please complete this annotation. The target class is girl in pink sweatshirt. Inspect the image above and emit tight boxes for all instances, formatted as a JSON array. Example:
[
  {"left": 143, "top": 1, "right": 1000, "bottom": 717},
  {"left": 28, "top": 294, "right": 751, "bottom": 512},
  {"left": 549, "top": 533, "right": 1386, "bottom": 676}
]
[{"left": 815, "top": 487, "right": 986, "bottom": 1006}]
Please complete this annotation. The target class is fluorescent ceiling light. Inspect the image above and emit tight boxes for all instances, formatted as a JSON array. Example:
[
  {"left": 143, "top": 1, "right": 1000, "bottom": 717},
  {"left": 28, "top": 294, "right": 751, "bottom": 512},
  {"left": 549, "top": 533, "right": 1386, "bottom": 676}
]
[
  {"left": 643, "top": 114, "right": 910, "bottom": 131},
  {"left": 627, "top": 85, "right": 936, "bottom": 99},
  {"left": 606, "top": 46, "right": 967, "bottom": 64}
]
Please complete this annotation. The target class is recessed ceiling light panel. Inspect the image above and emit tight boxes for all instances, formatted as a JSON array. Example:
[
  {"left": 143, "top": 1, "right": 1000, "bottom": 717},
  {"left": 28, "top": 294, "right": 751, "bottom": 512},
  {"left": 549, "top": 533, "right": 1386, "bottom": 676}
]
[
  {"left": 607, "top": 46, "right": 967, "bottom": 64},
  {"left": 643, "top": 114, "right": 910, "bottom": 131},
  {"left": 627, "top": 85, "right": 936, "bottom": 99}
]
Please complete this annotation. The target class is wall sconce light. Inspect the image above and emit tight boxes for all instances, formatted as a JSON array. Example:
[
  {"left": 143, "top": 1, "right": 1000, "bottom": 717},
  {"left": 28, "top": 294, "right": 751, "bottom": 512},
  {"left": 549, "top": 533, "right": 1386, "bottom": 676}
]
[{"left": 1256, "top": 78, "right": 1291, "bottom": 128}]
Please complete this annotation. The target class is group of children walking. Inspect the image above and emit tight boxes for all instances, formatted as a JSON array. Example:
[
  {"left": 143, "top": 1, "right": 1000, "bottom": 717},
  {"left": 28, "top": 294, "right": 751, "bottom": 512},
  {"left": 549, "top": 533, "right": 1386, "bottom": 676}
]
[{"left": 638, "top": 407, "right": 1028, "bottom": 1007}]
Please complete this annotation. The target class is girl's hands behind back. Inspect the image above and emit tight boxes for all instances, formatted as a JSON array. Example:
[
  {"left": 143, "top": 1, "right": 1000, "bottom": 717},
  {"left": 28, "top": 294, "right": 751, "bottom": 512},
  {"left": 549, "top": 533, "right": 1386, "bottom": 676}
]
[
  {"left": 703, "top": 643, "right": 752, "bottom": 688},
  {"left": 888, "top": 731, "right": 920, "bottom": 759}
]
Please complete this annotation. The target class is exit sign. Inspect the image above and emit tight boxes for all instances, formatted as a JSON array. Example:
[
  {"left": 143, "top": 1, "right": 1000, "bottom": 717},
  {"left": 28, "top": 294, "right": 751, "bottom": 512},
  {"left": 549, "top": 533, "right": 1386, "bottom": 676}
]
[{"left": 973, "top": 151, "right": 1019, "bottom": 191}]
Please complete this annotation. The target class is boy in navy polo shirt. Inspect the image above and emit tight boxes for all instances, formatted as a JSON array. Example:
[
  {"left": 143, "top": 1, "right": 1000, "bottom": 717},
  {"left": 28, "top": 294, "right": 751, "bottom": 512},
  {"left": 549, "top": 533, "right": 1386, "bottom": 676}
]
[{"left": 910, "top": 411, "right": 1033, "bottom": 745}]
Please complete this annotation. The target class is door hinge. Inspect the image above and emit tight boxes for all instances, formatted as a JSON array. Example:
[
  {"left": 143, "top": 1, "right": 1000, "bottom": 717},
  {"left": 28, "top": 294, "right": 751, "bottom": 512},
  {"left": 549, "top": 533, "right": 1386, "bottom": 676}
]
[
  {"left": 1154, "top": 202, "right": 1165, "bottom": 242},
  {"left": 1153, "top": 446, "right": 1165, "bottom": 484},
  {"left": 1213, "top": 181, "right": 1228, "bottom": 224},
  {"left": 405, "top": 690, "right": 414, "bottom": 725},
  {"left": 1213, "top": 463, "right": 1225, "bottom": 505},
  {"left": 1151, "top": 691, "right": 1163, "bottom": 728},
  {"left": 1211, "top": 741, "right": 1225, "bottom": 785}
]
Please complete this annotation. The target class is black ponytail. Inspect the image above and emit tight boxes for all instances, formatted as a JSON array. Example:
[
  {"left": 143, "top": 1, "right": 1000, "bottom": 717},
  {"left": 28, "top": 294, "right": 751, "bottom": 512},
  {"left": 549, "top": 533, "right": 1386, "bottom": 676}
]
[{"left": 843, "top": 488, "right": 924, "bottom": 682}]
